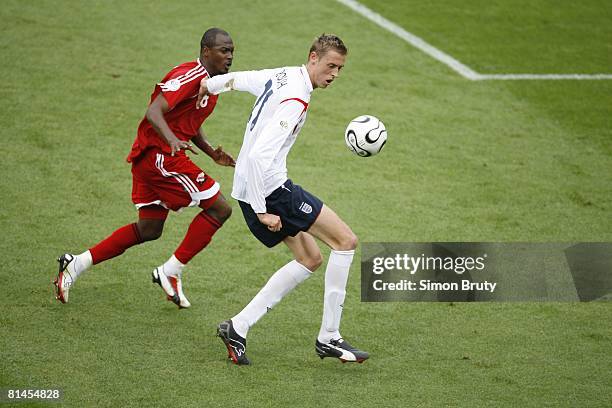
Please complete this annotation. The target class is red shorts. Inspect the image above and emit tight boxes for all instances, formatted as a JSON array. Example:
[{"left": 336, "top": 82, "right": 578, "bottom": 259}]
[{"left": 131, "top": 149, "right": 220, "bottom": 212}]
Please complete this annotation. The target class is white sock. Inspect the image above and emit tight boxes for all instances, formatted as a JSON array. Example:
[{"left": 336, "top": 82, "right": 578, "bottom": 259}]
[
  {"left": 70, "top": 250, "right": 93, "bottom": 282},
  {"left": 232, "top": 260, "right": 312, "bottom": 338},
  {"left": 162, "top": 255, "right": 185, "bottom": 276},
  {"left": 318, "top": 249, "right": 354, "bottom": 343}
]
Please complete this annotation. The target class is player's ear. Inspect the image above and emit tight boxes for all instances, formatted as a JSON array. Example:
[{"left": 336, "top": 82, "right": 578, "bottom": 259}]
[{"left": 308, "top": 51, "right": 319, "bottom": 64}]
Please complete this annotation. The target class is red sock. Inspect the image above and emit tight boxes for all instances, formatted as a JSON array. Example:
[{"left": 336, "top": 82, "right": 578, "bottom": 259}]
[
  {"left": 89, "top": 223, "right": 143, "bottom": 265},
  {"left": 174, "top": 212, "right": 221, "bottom": 264}
]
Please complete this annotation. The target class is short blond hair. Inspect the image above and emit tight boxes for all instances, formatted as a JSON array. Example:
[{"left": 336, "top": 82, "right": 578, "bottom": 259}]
[{"left": 309, "top": 34, "right": 348, "bottom": 57}]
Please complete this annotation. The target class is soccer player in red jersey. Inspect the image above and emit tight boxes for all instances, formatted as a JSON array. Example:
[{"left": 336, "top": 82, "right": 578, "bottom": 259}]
[{"left": 54, "top": 28, "right": 236, "bottom": 308}]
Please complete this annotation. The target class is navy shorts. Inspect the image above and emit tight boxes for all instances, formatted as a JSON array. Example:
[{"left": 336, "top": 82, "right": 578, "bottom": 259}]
[{"left": 238, "top": 179, "right": 323, "bottom": 248}]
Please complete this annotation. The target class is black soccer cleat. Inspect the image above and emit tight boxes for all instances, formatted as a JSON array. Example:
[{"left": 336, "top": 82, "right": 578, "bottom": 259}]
[
  {"left": 217, "top": 320, "right": 250, "bottom": 365},
  {"left": 315, "top": 338, "right": 369, "bottom": 363}
]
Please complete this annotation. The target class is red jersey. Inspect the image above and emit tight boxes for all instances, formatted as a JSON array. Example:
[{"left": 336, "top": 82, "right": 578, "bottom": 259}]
[{"left": 127, "top": 59, "right": 219, "bottom": 162}]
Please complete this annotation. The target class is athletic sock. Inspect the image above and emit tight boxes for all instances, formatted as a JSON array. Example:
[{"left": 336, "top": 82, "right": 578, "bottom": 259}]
[
  {"left": 89, "top": 223, "right": 143, "bottom": 265},
  {"left": 232, "top": 260, "right": 312, "bottom": 338},
  {"left": 174, "top": 211, "right": 221, "bottom": 264},
  {"left": 70, "top": 250, "right": 93, "bottom": 281},
  {"left": 160, "top": 254, "right": 185, "bottom": 277},
  {"left": 318, "top": 249, "right": 354, "bottom": 343}
]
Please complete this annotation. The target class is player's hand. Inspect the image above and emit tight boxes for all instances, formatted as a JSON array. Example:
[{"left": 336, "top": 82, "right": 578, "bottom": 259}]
[
  {"left": 257, "top": 213, "right": 282, "bottom": 232},
  {"left": 212, "top": 145, "right": 236, "bottom": 167},
  {"left": 196, "top": 78, "right": 209, "bottom": 109},
  {"left": 169, "top": 139, "right": 198, "bottom": 156}
]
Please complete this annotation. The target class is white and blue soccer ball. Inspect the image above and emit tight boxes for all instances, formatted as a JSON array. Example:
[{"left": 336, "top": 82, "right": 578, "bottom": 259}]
[{"left": 344, "top": 115, "right": 387, "bottom": 157}]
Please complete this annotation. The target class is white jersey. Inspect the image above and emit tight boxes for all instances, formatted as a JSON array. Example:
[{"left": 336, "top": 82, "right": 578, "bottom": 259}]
[{"left": 207, "top": 65, "right": 313, "bottom": 213}]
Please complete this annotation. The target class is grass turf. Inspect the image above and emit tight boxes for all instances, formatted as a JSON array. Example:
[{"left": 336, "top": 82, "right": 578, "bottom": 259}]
[{"left": 1, "top": 0, "right": 611, "bottom": 406}]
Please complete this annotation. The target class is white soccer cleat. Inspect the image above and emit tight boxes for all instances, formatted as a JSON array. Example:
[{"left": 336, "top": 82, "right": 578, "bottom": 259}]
[
  {"left": 54, "top": 254, "right": 76, "bottom": 303},
  {"left": 152, "top": 267, "right": 189, "bottom": 308},
  {"left": 168, "top": 272, "right": 191, "bottom": 309}
]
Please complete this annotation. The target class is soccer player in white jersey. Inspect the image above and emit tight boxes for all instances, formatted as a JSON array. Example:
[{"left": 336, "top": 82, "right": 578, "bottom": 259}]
[{"left": 197, "top": 34, "right": 368, "bottom": 365}]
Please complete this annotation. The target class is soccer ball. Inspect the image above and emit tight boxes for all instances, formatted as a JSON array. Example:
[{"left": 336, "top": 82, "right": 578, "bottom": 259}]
[{"left": 344, "top": 115, "right": 387, "bottom": 157}]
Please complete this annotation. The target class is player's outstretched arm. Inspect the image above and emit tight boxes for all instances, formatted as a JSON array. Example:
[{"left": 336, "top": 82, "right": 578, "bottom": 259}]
[
  {"left": 193, "top": 129, "right": 235, "bottom": 167},
  {"left": 197, "top": 69, "right": 279, "bottom": 109},
  {"left": 147, "top": 94, "right": 198, "bottom": 156}
]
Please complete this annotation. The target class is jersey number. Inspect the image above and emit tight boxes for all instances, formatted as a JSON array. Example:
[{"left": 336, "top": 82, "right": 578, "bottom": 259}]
[{"left": 249, "top": 79, "right": 273, "bottom": 131}]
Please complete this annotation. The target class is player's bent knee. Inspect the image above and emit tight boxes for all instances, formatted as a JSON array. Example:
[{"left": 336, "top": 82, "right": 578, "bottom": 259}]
[
  {"left": 144, "top": 229, "right": 163, "bottom": 241},
  {"left": 217, "top": 203, "right": 232, "bottom": 223},
  {"left": 337, "top": 231, "right": 358, "bottom": 251},
  {"left": 297, "top": 253, "right": 323, "bottom": 272},
  {"left": 137, "top": 224, "right": 164, "bottom": 242},
  {"left": 207, "top": 201, "right": 232, "bottom": 224},
  {"left": 310, "top": 253, "right": 324, "bottom": 271}
]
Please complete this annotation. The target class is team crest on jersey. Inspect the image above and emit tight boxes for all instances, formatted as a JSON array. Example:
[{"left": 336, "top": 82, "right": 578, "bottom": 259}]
[
  {"left": 196, "top": 172, "right": 206, "bottom": 184},
  {"left": 280, "top": 120, "right": 288, "bottom": 129},
  {"left": 159, "top": 78, "right": 181, "bottom": 92},
  {"left": 299, "top": 202, "right": 312, "bottom": 214}
]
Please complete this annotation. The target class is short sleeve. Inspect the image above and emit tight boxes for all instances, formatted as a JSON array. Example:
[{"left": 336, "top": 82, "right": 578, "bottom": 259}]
[{"left": 157, "top": 70, "right": 205, "bottom": 110}]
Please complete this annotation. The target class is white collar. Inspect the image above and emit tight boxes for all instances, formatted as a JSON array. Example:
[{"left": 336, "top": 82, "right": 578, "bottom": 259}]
[{"left": 300, "top": 65, "right": 314, "bottom": 93}]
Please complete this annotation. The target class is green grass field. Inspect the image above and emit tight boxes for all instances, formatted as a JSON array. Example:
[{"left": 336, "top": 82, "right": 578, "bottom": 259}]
[{"left": 1, "top": 0, "right": 611, "bottom": 406}]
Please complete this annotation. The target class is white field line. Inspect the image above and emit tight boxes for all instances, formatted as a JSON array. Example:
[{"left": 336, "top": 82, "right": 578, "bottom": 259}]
[
  {"left": 336, "top": 0, "right": 612, "bottom": 81},
  {"left": 476, "top": 73, "right": 612, "bottom": 80}
]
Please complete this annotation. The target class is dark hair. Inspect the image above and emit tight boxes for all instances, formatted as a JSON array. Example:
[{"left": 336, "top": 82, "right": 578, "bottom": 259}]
[
  {"left": 201, "top": 27, "right": 230, "bottom": 49},
  {"left": 309, "top": 34, "right": 348, "bottom": 57}
]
